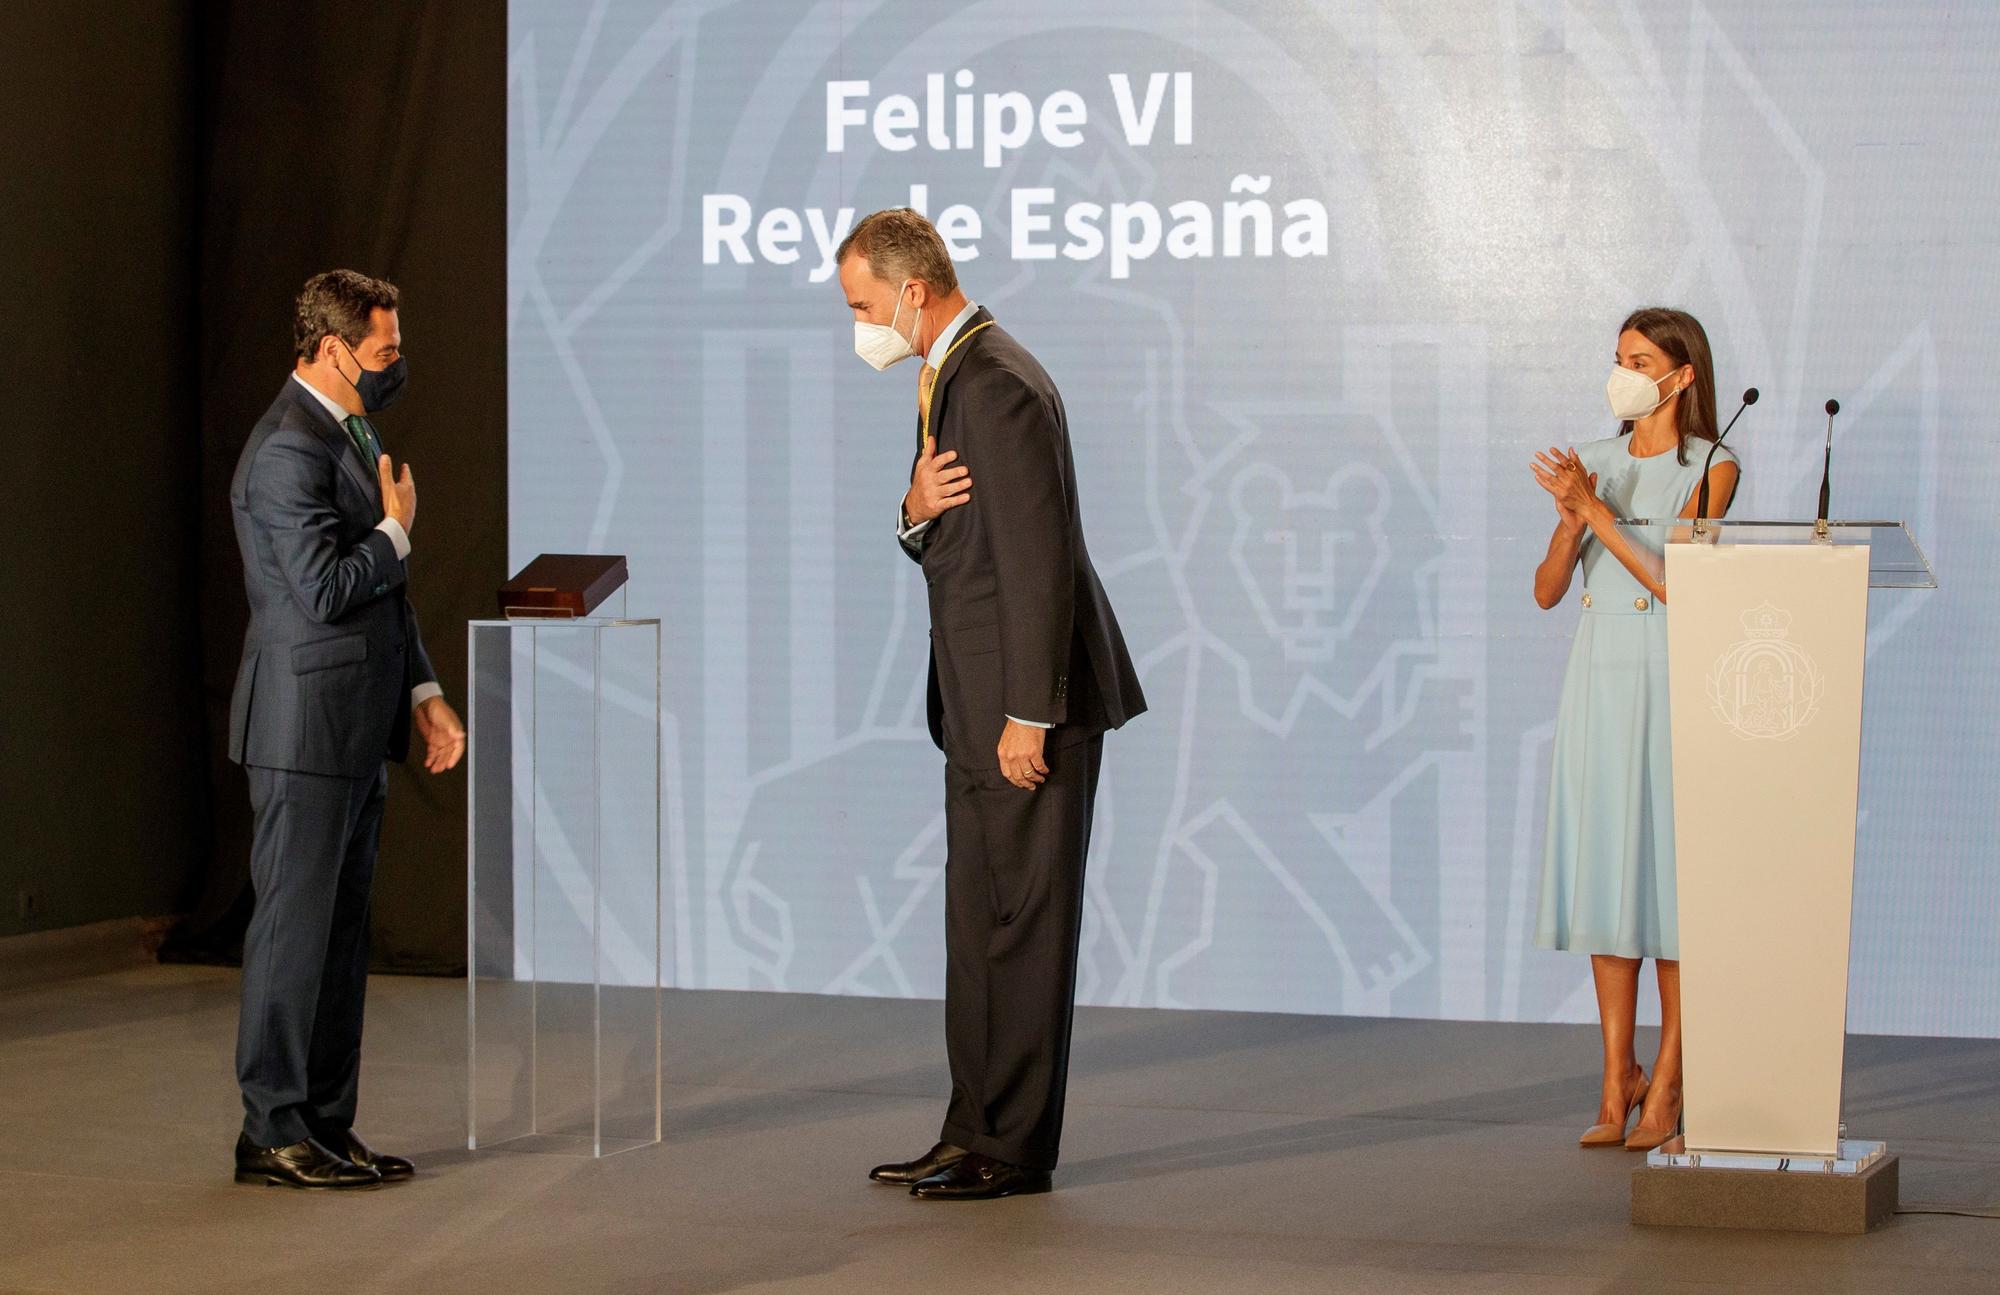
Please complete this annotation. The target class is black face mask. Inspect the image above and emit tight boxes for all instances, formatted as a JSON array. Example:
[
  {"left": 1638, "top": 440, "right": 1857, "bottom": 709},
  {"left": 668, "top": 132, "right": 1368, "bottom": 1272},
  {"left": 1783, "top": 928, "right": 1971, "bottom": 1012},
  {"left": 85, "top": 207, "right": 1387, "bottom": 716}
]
[{"left": 337, "top": 340, "right": 409, "bottom": 413}]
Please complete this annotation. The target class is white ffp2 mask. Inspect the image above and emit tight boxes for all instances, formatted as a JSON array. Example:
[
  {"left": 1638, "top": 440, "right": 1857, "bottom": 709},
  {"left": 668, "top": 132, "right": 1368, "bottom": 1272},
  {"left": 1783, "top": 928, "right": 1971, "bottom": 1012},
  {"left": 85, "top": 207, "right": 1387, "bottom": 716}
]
[
  {"left": 1606, "top": 365, "right": 1682, "bottom": 420},
  {"left": 854, "top": 281, "right": 921, "bottom": 371}
]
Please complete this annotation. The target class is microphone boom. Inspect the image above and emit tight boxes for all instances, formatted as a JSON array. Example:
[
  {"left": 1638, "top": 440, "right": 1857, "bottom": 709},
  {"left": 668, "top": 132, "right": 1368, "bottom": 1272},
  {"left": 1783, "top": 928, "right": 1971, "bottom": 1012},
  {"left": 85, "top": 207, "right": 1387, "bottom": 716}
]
[
  {"left": 1817, "top": 399, "right": 1839, "bottom": 527},
  {"left": 1697, "top": 387, "right": 1758, "bottom": 522}
]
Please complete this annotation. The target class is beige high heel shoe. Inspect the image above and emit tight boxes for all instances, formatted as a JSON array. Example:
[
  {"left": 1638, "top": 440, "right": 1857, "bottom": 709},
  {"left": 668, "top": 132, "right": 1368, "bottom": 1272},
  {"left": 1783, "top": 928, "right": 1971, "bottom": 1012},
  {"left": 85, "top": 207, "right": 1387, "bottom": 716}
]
[
  {"left": 1624, "top": 1085, "right": 1683, "bottom": 1151},
  {"left": 1579, "top": 1070, "right": 1649, "bottom": 1148}
]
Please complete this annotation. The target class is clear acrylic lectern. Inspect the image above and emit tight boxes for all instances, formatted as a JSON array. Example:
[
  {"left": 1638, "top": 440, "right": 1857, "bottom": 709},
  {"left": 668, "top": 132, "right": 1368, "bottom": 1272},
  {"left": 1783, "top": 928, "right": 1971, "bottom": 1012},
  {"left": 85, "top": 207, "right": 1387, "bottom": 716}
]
[{"left": 466, "top": 608, "right": 662, "bottom": 1158}]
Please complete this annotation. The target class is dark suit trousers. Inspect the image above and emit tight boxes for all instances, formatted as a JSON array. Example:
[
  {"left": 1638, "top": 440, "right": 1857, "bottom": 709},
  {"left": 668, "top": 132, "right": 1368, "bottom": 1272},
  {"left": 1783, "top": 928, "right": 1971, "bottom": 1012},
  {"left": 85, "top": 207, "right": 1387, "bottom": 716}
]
[
  {"left": 940, "top": 734, "right": 1103, "bottom": 1171},
  {"left": 236, "top": 764, "right": 385, "bottom": 1147}
]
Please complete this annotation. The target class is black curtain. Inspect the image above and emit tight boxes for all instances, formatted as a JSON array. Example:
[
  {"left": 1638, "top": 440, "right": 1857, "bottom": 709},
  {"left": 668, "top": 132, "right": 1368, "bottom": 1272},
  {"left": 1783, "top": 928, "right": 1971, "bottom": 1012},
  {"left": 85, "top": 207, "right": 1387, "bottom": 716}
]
[
  {"left": 0, "top": 2, "right": 205, "bottom": 940},
  {"left": 166, "top": 3, "right": 507, "bottom": 971}
]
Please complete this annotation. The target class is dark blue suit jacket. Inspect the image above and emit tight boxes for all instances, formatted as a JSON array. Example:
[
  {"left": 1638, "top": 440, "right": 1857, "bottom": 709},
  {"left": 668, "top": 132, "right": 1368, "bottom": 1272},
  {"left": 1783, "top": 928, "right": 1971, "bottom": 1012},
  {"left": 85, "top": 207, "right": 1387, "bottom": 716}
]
[{"left": 227, "top": 379, "right": 436, "bottom": 779}]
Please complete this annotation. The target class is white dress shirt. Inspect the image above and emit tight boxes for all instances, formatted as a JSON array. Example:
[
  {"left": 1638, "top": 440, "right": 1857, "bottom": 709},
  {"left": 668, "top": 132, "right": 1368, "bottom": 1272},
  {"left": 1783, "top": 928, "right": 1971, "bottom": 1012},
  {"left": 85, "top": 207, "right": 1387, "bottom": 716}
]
[
  {"left": 889, "top": 307, "right": 1051, "bottom": 731},
  {"left": 291, "top": 373, "right": 441, "bottom": 710}
]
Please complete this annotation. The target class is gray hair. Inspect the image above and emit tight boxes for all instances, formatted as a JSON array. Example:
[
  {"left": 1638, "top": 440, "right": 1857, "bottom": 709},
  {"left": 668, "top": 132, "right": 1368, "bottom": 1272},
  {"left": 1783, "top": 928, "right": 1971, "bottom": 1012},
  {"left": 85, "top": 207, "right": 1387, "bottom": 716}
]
[{"left": 835, "top": 208, "right": 959, "bottom": 293}]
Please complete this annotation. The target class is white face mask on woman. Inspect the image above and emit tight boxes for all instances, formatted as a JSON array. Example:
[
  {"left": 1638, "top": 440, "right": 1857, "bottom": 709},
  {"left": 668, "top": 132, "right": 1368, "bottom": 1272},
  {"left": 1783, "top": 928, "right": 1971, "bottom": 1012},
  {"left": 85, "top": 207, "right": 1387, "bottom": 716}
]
[
  {"left": 1605, "top": 364, "right": 1683, "bottom": 420},
  {"left": 853, "top": 280, "right": 922, "bottom": 371}
]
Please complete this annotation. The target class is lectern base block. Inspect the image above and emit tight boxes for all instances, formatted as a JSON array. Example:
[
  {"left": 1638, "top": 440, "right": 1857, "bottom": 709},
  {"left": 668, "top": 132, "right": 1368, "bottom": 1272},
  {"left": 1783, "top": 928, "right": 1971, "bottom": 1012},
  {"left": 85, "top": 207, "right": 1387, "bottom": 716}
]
[{"left": 1631, "top": 1154, "right": 1898, "bottom": 1234}]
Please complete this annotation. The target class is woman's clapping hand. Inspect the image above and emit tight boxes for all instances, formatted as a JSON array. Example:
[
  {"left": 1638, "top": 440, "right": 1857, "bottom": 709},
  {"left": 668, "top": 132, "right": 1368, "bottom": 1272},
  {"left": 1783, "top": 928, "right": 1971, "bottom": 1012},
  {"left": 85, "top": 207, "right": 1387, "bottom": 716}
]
[{"left": 1533, "top": 447, "right": 1599, "bottom": 530}]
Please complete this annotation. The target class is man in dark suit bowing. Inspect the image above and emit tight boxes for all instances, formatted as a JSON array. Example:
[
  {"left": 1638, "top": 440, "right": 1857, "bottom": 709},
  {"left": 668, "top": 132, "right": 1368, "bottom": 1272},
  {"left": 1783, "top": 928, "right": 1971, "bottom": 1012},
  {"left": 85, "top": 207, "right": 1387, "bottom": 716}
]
[
  {"left": 225, "top": 269, "right": 464, "bottom": 1189},
  {"left": 836, "top": 209, "right": 1146, "bottom": 1200}
]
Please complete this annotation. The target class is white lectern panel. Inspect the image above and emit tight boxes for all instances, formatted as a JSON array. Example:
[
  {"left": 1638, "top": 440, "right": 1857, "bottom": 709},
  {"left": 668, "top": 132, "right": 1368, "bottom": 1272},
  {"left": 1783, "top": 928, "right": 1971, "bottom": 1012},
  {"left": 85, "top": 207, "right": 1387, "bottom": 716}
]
[{"left": 1664, "top": 542, "right": 1868, "bottom": 1158}]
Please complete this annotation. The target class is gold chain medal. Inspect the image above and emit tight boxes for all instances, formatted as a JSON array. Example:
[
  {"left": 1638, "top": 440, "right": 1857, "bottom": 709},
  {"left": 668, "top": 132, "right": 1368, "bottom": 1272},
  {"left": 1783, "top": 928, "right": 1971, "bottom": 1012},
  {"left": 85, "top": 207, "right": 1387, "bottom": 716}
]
[{"left": 921, "top": 319, "right": 996, "bottom": 453}]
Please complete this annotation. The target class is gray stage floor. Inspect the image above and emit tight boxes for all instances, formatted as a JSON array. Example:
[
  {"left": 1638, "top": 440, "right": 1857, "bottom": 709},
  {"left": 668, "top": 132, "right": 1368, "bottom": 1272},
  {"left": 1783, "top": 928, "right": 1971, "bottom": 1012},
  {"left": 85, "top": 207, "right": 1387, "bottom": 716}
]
[{"left": 4, "top": 938, "right": 1999, "bottom": 1294}]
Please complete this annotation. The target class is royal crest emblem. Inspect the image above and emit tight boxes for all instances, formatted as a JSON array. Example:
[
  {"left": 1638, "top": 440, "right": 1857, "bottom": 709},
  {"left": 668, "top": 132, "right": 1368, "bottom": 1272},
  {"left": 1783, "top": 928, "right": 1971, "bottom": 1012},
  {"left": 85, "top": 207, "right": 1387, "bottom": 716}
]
[{"left": 1706, "top": 602, "right": 1826, "bottom": 741}]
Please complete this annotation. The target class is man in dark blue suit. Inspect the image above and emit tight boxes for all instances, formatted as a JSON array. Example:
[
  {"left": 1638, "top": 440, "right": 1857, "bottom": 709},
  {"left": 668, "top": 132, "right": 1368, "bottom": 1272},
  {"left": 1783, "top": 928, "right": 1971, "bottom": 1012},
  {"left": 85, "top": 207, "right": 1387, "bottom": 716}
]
[{"left": 226, "top": 269, "right": 464, "bottom": 1189}]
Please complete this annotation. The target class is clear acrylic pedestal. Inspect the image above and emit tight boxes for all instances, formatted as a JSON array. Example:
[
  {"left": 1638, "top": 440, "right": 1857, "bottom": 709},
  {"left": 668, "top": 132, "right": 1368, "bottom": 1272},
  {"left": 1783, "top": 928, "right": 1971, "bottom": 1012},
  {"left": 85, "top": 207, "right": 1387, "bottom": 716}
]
[{"left": 466, "top": 610, "right": 661, "bottom": 1158}]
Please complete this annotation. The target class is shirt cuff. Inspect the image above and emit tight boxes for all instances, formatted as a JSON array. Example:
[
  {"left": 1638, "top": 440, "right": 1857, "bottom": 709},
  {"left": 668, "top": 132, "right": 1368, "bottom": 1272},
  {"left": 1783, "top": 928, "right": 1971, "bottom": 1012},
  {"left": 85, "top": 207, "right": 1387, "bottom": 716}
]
[
  {"left": 376, "top": 516, "right": 411, "bottom": 560},
  {"left": 897, "top": 513, "right": 932, "bottom": 543},
  {"left": 411, "top": 682, "right": 443, "bottom": 708},
  {"left": 1006, "top": 715, "right": 1053, "bottom": 729}
]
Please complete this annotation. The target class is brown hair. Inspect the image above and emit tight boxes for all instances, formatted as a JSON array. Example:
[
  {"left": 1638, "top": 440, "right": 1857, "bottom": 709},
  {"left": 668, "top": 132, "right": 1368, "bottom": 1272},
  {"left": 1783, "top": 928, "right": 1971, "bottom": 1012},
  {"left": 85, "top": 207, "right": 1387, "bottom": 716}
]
[
  {"left": 1617, "top": 306, "right": 1718, "bottom": 465},
  {"left": 835, "top": 208, "right": 959, "bottom": 294},
  {"left": 294, "top": 269, "right": 400, "bottom": 365}
]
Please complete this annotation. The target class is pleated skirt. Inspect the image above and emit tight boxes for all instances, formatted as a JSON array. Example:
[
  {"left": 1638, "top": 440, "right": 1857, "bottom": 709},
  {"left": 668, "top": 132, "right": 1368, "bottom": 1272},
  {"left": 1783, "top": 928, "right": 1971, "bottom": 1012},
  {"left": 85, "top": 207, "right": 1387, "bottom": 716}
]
[{"left": 1534, "top": 607, "right": 1679, "bottom": 960}]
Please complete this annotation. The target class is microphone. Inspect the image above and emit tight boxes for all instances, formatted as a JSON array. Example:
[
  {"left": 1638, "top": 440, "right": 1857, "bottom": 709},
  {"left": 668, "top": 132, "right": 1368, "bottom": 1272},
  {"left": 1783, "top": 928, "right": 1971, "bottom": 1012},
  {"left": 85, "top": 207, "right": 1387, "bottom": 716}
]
[
  {"left": 1816, "top": 398, "right": 1839, "bottom": 532},
  {"left": 1695, "top": 387, "right": 1758, "bottom": 524}
]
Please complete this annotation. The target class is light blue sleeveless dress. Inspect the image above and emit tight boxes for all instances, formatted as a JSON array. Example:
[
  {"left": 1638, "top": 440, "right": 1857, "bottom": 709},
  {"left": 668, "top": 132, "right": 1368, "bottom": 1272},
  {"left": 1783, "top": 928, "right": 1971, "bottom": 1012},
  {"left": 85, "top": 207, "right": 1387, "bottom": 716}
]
[{"left": 1534, "top": 434, "right": 1738, "bottom": 960}]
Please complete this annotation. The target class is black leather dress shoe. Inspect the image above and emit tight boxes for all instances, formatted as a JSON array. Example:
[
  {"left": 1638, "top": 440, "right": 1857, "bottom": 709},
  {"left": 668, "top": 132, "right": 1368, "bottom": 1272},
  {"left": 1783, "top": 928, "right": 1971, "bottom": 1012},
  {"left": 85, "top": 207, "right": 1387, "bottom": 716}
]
[
  {"left": 233, "top": 1134, "right": 380, "bottom": 1189},
  {"left": 910, "top": 1152, "right": 1052, "bottom": 1200},
  {"left": 322, "top": 1129, "right": 416, "bottom": 1182},
  {"left": 868, "top": 1141, "right": 969, "bottom": 1186}
]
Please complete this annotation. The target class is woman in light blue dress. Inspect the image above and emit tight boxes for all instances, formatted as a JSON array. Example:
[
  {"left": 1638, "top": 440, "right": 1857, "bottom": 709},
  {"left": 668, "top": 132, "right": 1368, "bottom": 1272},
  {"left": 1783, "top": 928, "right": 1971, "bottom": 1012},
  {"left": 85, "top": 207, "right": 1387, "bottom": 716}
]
[{"left": 1530, "top": 308, "right": 1739, "bottom": 1151}]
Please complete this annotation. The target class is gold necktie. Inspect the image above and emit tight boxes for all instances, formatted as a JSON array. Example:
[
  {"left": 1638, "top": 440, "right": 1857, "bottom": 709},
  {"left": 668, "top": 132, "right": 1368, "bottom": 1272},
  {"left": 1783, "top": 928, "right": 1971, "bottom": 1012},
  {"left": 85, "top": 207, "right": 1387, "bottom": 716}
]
[
  {"left": 916, "top": 319, "right": 996, "bottom": 453},
  {"left": 918, "top": 363, "right": 937, "bottom": 453}
]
